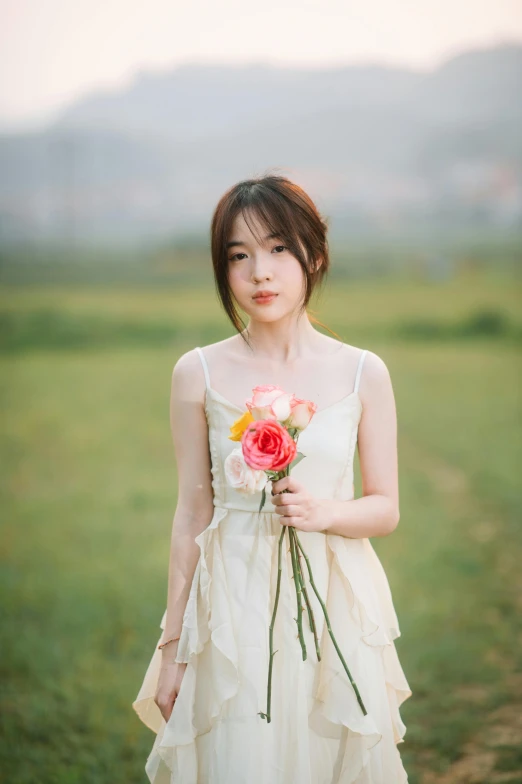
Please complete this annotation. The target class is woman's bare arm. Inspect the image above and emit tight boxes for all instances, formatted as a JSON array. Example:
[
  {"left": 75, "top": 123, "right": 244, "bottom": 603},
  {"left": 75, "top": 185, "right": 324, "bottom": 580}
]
[
  {"left": 323, "top": 350, "right": 400, "bottom": 538},
  {"left": 160, "top": 349, "right": 214, "bottom": 656}
]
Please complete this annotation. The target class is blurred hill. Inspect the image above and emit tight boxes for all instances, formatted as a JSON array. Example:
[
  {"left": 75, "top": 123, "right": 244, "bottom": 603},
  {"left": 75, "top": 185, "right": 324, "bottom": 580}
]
[{"left": 0, "top": 44, "right": 521, "bottom": 246}]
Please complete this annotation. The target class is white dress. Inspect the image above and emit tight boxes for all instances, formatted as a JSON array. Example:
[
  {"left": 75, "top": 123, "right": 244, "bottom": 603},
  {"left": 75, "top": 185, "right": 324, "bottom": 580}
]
[{"left": 133, "top": 345, "right": 412, "bottom": 783}]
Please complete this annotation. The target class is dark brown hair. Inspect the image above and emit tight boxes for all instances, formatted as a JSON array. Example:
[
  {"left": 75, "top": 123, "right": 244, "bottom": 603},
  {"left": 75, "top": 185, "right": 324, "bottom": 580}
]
[{"left": 210, "top": 173, "right": 341, "bottom": 347}]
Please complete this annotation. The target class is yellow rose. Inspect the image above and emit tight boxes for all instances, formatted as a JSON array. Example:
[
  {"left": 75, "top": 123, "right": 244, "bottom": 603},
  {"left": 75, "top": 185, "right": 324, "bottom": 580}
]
[{"left": 228, "top": 410, "right": 254, "bottom": 441}]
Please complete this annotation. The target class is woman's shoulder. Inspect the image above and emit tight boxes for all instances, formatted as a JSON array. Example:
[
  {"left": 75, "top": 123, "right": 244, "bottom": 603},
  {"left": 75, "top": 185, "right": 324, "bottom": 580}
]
[
  {"left": 352, "top": 347, "right": 394, "bottom": 403},
  {"left": 335, "top": 340, "right": 384, "bottom": 369},
  {"left": 333, "top": 341, "right": 392, "bottom": 396},
  {"left": 195, "top": 336, "right": 237, "bottom": 355},
  {"left": 171, "top": 338, "right": 235, "bottom": 385},
  {"left": 349, "top": 344, "right": 389, "bottom": 370},
  {"left": 169, "top": 349, "right": 205, "bottom": 409},
  {"left": 187, "top": 337, "right": 243, "bottom": 370}
]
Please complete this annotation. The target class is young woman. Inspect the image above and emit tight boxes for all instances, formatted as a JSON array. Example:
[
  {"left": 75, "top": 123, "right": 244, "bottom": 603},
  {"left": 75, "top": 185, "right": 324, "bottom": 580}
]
[{"left": 133, "top": 175, "right": 412, "bottom": 783}]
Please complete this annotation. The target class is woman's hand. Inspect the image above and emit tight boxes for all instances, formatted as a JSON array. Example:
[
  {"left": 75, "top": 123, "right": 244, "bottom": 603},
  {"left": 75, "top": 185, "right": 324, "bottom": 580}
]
[
  {"left": 154, "top": 651, "right": 188, "bottom": 723},
  {"left": 271, "top": 474, "right": 330, "bottom": 533}
]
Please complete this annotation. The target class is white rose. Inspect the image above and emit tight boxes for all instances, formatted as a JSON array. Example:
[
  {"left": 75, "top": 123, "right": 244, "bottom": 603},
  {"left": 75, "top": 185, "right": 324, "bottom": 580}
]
[{"left": 224, "top": 446, "right": 269, "bottom": 495}]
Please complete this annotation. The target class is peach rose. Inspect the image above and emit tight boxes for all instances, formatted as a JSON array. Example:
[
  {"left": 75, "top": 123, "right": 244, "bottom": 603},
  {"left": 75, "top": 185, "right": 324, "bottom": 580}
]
[
  {"left": 245, "top": 385, "right": 294, "bottom": 422},
  {"left": 224, "top": 447, "right": 269, "bottom": 494},
  {"left": 241, "top": 419, "right": 297, "bottom": 472},
  {"left": 286, "top": 396, "right": 317, "bottom": 431}
]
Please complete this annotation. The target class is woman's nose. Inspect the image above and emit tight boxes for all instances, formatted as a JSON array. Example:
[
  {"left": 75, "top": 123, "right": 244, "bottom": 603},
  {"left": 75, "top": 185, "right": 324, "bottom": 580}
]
[{"left": 251, "top": 253, "right": 273, "bottom": 281}]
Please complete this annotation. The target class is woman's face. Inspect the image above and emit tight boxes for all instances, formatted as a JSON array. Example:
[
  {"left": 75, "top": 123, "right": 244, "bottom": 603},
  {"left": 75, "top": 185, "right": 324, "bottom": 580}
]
[{"left": 226, "top": 210, "right": 307, "bottom": 323}]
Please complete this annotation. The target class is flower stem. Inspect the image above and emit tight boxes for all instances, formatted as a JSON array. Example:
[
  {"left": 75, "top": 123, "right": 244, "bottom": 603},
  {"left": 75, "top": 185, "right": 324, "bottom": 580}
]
[
  {"left": 294, "top": 531, "right": 368, "bottom": 716},
  {"left": 289, "top": 526, "right": 307, "bottom": 660},
  {"left": 258, "top": 524, "right": 286, "bottom": 723},
  {"left": 295, "top": 545, "right": 321, "bottom": 661}
]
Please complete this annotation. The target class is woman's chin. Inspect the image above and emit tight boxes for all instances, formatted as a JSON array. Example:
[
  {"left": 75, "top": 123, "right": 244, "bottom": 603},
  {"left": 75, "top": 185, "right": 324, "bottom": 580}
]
[{"left": 244, "top": 308, "right": 283, "bottom": 323}]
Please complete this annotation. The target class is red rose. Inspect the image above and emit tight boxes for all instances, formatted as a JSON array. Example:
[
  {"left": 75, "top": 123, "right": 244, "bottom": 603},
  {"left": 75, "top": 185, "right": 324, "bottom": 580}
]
[{"left": 241, "top": 419, "right": 297, "bottom": 472}]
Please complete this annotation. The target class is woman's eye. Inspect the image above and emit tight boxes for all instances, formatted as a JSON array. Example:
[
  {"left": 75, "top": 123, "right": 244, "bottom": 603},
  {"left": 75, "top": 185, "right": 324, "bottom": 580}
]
[{"left": 228, "top": 246, "right": 286, "bottom": 261}]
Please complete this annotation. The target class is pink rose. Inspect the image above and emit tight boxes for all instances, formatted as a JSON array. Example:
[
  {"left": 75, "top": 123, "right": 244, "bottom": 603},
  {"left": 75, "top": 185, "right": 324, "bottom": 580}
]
[
  {"left": 246, "top": 385, "right": 294, "bottom": 422},
  {"left": 241, "top": 419, "right": 297, "bottom": 472},
  {"left": 286, "top": 396, "right": 317, "bottom": 431}
]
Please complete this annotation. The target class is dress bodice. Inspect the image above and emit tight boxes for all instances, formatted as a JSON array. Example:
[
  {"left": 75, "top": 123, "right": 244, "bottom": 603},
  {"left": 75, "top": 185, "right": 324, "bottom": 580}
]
[{"left": 197, "top": 346, "right": 367, "bottom": 514}]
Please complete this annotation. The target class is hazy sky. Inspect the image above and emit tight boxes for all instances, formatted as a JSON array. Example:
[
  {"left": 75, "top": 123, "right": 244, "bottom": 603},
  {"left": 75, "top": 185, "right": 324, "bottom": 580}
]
[{"left": 1, "top": 0, "right": 522, "bottom": 129}]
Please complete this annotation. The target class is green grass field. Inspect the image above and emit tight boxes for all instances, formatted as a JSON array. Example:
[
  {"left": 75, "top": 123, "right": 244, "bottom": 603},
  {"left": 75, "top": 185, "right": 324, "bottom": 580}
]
[{"left": 1, "top": 265, "right": 521, "bottom": 783}]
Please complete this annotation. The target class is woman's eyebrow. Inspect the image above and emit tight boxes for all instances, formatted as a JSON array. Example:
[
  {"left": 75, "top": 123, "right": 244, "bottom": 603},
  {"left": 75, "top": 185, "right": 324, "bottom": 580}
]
[{"left": 226, "top": 232, "right": 280, "bottom": 250}]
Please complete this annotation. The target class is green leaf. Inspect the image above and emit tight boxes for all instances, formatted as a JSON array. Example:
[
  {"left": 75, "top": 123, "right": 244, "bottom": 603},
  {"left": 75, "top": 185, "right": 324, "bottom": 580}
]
[
  {"left": 288, "top": 451, "right": 306, "bottom": 470},
  {"left": 258, "top": 486, "right": 266, "bottom": 512}
]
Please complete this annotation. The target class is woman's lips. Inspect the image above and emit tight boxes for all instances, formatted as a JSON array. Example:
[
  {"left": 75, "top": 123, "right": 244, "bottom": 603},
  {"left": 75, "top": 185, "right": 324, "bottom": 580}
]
[{"left": 253, "top": 293, "right": 278, "bottom": 304}]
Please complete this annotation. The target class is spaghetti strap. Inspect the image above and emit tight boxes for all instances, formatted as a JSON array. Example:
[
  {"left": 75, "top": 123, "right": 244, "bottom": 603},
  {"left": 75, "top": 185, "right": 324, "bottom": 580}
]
[
  {"left": 353, "top": 349, "right": 368, "bottom": 394},
  {"left": 195, "top": 346, "right": 211, "bottom": 390}
]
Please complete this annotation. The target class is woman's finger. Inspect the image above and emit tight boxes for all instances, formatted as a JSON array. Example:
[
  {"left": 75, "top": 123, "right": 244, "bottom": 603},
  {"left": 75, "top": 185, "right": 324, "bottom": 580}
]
[{"left": 276, "top": 504, "right": 302, "bottom": 517}]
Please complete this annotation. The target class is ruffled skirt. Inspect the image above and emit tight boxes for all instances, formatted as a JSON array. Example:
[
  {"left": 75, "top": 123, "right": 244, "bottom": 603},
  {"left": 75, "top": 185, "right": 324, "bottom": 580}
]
[{"left": 133, "top": 507, "right": 412, "bottom": 783}]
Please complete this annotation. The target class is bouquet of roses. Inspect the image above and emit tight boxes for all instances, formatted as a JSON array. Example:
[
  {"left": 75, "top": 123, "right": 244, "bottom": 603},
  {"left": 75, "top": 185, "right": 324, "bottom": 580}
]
[{"left": 224, "top": 385, "right": 367, "bottom": 724}]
